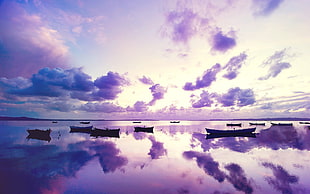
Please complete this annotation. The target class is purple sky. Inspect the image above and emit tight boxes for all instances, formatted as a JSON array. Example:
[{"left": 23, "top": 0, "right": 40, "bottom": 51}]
[{"left": 0, "top": 0, "right": 310, "bottom": 119}]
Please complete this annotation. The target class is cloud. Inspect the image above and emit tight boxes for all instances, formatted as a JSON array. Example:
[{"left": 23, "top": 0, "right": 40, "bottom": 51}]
[
  {"left": 139, "top": 76, "right": 154, "bottom": 85},
  {"left": 183, "top": 151, "right": 225, "bottom": 182},
  {"left": 259, "top": 48, "right": 292, "bottom": 80},
  {"left": 225, "top": 163, "right": 254, "bottom": 194},
  {"left": 262, "top": 162, "right": 298, "bottom": 194},
  {"left": 2, "top": 68, "right": 128, "bottom": 101},
  {"left": 183, "top": 63, "right": 221, "bottom": 91},
  {"left": 211, "top": 30, "right": 237, "bottom": 53},
  {"left": 191, "top": 91, "right": 215, "bottom": 108},
  {"left": 0, "top": 1, "right": 69, "bottom": 78},
  {"left": 217, "top": 87, "right": 256, "bottom": 107},
  {"left": 161, "top": 8, "right": 209, "bottom": 45},
  {"left": 252, "top": 0, "right": 285, "bottom": 16},
  {"left": 80, "top": 102, "right": 125, "bottom": 113},
  {"left": 127, "top": 101, "right": 149, "bottom": 112},
  {"left": 223, "top": 52, "right": 247, "bottom": 80},
  {"left": 148, "top": 136, "right": 167, "bottom": 159},
  {"left": 149, "top": 84, "right": 167, "bottom": 106}
]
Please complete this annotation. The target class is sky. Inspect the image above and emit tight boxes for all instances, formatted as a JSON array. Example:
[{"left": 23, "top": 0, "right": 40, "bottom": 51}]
[{"left": 0, "top": 0, "right": 310, "bottom": 119}]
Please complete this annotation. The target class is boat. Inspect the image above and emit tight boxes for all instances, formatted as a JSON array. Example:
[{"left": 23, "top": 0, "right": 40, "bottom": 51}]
[
  {"left": 170, "top": 121, "right": 180, "bottom": 123},
  {"left": 134, "top": 126, "right": 154, "bottom": 133},
  {"left": 90, "top": 128, "right": 120, "bottom": 138},
  {"left": 26, "top": 129, "right": 51, "bottom": 142},
  {"left": 249, "top": 122, "right": 265, "bottom": 126},
  {"left": 52, "top": 121, "right": 58, "bottom": 123},
  {"left": 271, "top": 123, "right": 293, "bottom": 126},
  {"left": 206, "top": 127, "right": 256, "bottom": 135},
  {"left": 206, "top": 133, "right": 256, "bottom": 139},
  {"left": 132, "top": 121, "right": 142, "bottom": 123},
  {"left": 299, "top": 122, "right": 310, "bottom": 124},
  {"left": 80, "top": 121, "right": 90, "bottom": 124},
  {"left": 226, "top": 123, "right": 242, "bottom": 127},
  {"left": 69, "top": 125, "right": 93, "bottom": 133}
]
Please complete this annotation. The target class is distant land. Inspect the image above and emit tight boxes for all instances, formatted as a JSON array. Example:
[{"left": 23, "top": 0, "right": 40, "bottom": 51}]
[{"left": 0, "top": 116, "right": 309, "bottom": 121}]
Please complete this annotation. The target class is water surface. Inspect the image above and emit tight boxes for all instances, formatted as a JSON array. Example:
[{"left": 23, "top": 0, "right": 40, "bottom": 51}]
[{"left": 1, "top": 120, "right": 310, "bottom": 194}]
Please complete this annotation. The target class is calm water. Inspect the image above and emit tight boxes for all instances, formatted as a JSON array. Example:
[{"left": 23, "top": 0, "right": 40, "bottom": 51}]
[{"left": 1, "top": 120, "right": 310, "bottom": 194}]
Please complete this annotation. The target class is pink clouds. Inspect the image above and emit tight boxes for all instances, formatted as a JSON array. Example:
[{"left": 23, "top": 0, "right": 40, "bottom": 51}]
[{"left": 0, "top": 1, "right": 69, "bottom": 78}]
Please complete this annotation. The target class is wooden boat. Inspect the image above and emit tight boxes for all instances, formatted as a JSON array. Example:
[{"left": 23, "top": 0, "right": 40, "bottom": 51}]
[
  {"left": 27, "top": 129, "right": 51, "bottom": 142},
  {"left": 271, "top": 123, "right": 293, "bottom": 126},
  {"left": 80, "top": 121, "right": 90, "bottom": 124},
  {"left": 206, "top": 133, "right": 256, "bottom": 139},
  {"left": 206, "top": 127, "right": 256, "bottom": 134},
  {"left": 70, "top": 125, "right": 93, "bottom": 133},
  {"left": 299, "top": 122, "right": 310, "bottom": 124},
  {"left": 90, "top": 128, "right": 120, "bottom": 138},
  {"left": 134, "top": 126, "right": 154, "bottom": 133},
  {"left": 132, "top": 121, "right": 142, "bottom": 123},
  {"left": 249, "top": 122, "right": 265, "bottom": 126},
  {"left": 52, "top": 121, "right": 58, "bottom": 123},
  {"left": 170, "top": 121, "right": 180, "bottom": 123},
  {"left": 226, "top": 123, "right": 242, "bottom": 127}
]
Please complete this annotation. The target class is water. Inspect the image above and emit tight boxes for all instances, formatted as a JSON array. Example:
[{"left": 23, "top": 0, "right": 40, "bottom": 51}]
[{"left": 0, "top": 120, "right": 310, "bottom": 194}]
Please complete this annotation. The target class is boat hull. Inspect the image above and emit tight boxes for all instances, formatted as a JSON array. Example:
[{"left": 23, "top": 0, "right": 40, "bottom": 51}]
[
  {"left": 249, "top": 122, "right": 265, "bottom": 126},
  {"left": 226, "top": 123, "right": 242, "bottom": 127},
  {"left": 134, "top": 126, "right": 154, "bottom": 133},
  {"left": 206, "top": 127, "right": 256, "bottom": 134},
  {"left": 271, "top": 123, "right": 293, "bottom": 126},
  {"left": 206, "top": 133, "right": 256, "bottom": 139},
  {"left": 70, "top": 126, "right": 93, "bottom": 133},
  {"left": 90, "top": 128, "right": 120, "bottom": 138}
]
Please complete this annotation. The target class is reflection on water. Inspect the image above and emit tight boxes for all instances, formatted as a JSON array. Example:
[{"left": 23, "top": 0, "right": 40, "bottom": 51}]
[{"left": 0, "top": 120, "right": 310, "bottom": 193}]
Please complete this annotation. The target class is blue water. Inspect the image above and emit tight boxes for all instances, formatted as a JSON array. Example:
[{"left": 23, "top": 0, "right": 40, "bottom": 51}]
[{"left": 0, "top": 120, "right": 310, "bottom": 194}]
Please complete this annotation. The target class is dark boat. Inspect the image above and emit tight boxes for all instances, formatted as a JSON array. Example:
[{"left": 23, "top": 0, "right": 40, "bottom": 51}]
[
  {"left": 226, "top": 123, "right": 242, "bottom": 127},
  {"left": 249, "top": 122, "right": 265, "bottom": 126},
  {"left": 206, "top": 133, "right": 256, "bottom": 139},
  {"left": 80, "top": 121, "right": 90, "bottom": 124},
  {"left": 26, "top": 129, "right": 51, "bottom": 142},
  {"left": 170, "top": 121, "right": 180, "bottom": 123},
  {"left": 70, "top": 125, "right": 93, "bottom": 133},
  {"left": 133, "top": 121, "right": 142, "bottom": 123},
  {"left": 90, "top": 128, "right": 120, "bottom": 138},
  {"left": 134, "top": 126, "right": 154, "bottom": 133},
  {"left": 52, "top": 121, "right": 58, "bottom": 123},
  {"left": 299, "top": 122, "right": 310, "bottom": 124},
  {"left": 206, "top": 127, "right": 256, "bottom": 134},
  {"left": 271, "top": 123, "right": 293, "bottom": 126}
]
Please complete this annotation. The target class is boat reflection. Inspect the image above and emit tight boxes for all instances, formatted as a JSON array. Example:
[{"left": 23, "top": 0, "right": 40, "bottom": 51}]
[
  {"left": 90, "top": 128, "right": 120, "bottom": 138},
  {"left": 206, "top": 133, "right": 256, "bottom": 139},
  {"left": 26, "top": 129, "right": 51, "bottom": 142},
  {"left": 134, "top": 126, "right": 154, "bottom": 133}
]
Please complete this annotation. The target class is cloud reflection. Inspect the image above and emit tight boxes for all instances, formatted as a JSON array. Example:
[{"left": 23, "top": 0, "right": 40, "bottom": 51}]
[
  {"left": 183, "top": 151, "right": 225, "bottom": 182},
  {"left": 262, "top": 162, "right": 299, "bottom": 194},
  {"left": 148, "top": 136, "right": 167, "bottom": 159}
]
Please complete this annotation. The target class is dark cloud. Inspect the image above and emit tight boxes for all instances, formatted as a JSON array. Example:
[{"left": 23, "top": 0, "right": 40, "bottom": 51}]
[
  {"left": 183, "top": 63, "right": 221, "bottom": 91},
  {"left": 162, "top": 9, "right": 209, "bottom": 45},
  {"left": 252, "top": 0, "right": 285, "bottom": 16},
  {"left": 149, "top": 84, "right": 166, "bottom": 106},
  {"left": 225, "top": 163, "right": 254, "bottom": 194},
  {"left": 127, "top": 101, "right": 148, "bottom": 112},
  {"left": 211, "top": 30, "right": 236, "bottom": 53},
  {"left": 259, "top": 48, "right": 292, "bottom": 80},
  {"left": 80, "top": 102, "right": 125, "bottom": 113},
  {"left": 223, "top": 52, "right": 247, "bottom": 80},
  {"left": 0, "top": 1, "right": 69, "bottom": 78},
  {"left": 262, "top": 162, "right": 298, "bottom": 194},
  {"left": 192, "top": 91, "right": 215, "bottom": 108},
  {"left": 2, "top": 68, "right": 127, "bottom": 102},
  {"left": 217, "top": 87, "right": 255, "bottom": 107},
  {"left": 139, "top": 76, "right": 154, "bottom": 85},
  {"left": 183, "top": 151, "right": 225, "bottom": 182},
  {"left": 148, "top": 136, "right": 167, "bottom": 159}
]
